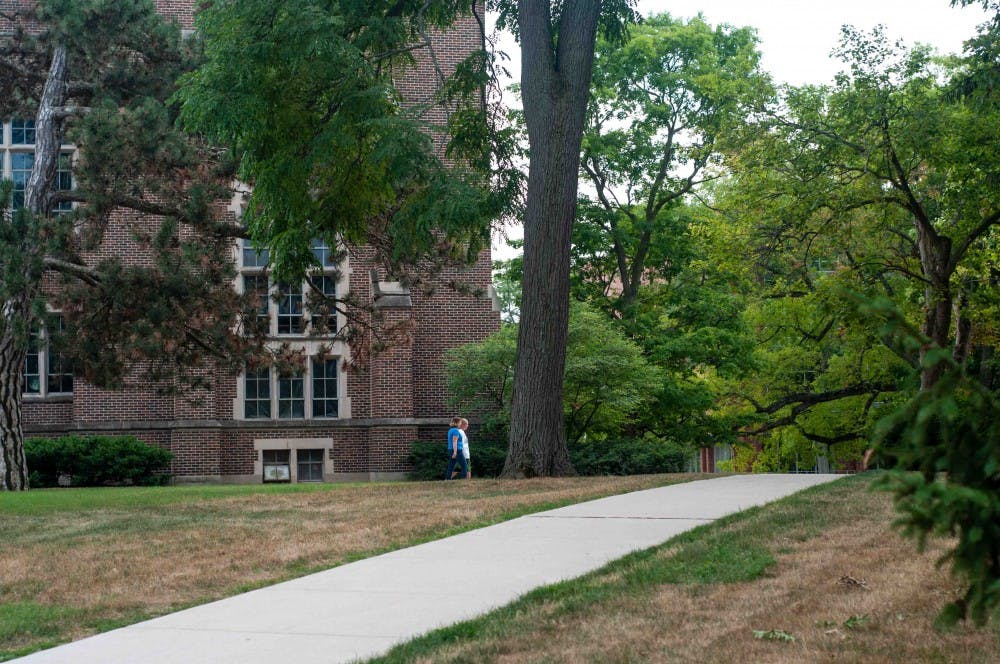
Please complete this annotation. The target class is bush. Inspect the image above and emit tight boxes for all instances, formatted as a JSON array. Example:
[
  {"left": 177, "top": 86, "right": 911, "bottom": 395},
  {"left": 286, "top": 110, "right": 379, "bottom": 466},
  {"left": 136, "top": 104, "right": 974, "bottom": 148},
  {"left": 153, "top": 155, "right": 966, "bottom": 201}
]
[
  {"left": 571, "top": 438, "right": 689, "bottom": 476},
  {"left": 26, "top": 435, "right": 173, "bottom": 488},
  {"left": 407, "top": 437, "right": 508, "bottom": 480},
  {"left": 408, "top": 436, "right": 689, "bottom": 480}
]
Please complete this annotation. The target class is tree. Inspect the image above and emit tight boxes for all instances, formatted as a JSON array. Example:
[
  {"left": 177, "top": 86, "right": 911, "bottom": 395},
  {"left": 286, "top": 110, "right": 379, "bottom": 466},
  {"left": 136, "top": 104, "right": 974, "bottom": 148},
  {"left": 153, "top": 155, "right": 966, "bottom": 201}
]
[
  {"left": 445, "top": 300, "right": 661, "bottom": 445},
  {"left": 0, "top": 0, "right": 254, "bottom": 491},
  {"left": 556, "top": 14, "right": 768, "bottom": 453},
  {"left": 738, "top": 27, "right": 1000, "bottom": 391},
  {"left": 712, "top": 25, "right": 1000, "bottom": 460},
  {"left": 175, "top": 0, "right": 513, "bottom": 284},
  {"left": 722, "top": 8, "right": 1000, "bottom": 620},
  {"left": 571, "top": 199, "right": 756, "bottom": 448},
  {"left": 576, "top": 13, "right": 769, "bottom": 315},
  {"left": 492, "top": 0, "right": 636, "bottom": 477}
]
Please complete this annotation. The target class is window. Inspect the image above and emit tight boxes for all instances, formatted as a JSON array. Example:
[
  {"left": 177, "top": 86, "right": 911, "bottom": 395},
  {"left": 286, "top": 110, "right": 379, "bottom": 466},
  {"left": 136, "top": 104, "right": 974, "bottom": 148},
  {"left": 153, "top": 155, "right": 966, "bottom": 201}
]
[
  {"left": 242, "top": 360, "right": 339, "bottom": 420},
  {"left": 242, "top": 274, "right": 270, "bottom": 330},
  {"left": 241, "top": 238, "right": 269, "bottom": 268},
  {"left": 53, "top": 153, "right": 74, "bottom": 214},
  {"left": 311, "top": 237, "right": 336, "bottom": 267},
  {"left": 312, "top": 358, "right": 338, "bottom": 418},
  {"left": 23, "top": 331, "right": 41, "bottom": 395},
  {"left": 237, "top": 237, "right": 339, "bottom": 339},
  {"left": 46, "top": 317, "right": 73, "bottom": 394},
  {"left": 11, "top": 118, "right": 35, "bottom": 145},
  {"left": 262, "top": 450, "right": 291, "bottom": 482},
  {"left": 3, "top": 118, "right": 73, "bottom": 213},
  {"left": 297, "top": 449, "right": 324, "bottom": 482},
  {"left": 277, "top": 370, "right": 305, "bottom": 419},
  {"left": 11, "top": 152, "right": 32, "bottom": 210},
  {"left": 244, "top": 367, "right": 271, "bottom": 419},
  {"left": 308, "top": 275, "right": 337, "bottom": 333},
  {"left": 22, "top": 317, "right": 73, "bottom": 397},
  {"left": 276, "top": 282, "right": 304, "bottom": 335}
]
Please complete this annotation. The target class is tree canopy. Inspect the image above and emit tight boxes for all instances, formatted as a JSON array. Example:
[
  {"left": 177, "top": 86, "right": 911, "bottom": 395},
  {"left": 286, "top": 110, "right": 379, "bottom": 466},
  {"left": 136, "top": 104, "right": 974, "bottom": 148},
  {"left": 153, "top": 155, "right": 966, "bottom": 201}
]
[
  {"left": 0, "top": 0, "right": 258, "bottom": 490},
  {"left": 175, "top": 0, "right": 511, "bottom": 281}
]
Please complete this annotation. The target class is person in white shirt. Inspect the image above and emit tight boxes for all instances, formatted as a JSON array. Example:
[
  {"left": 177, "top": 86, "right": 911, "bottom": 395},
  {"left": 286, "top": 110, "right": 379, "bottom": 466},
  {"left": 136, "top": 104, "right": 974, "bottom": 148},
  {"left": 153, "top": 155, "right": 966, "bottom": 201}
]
[{"left": 459, "top": 417, "right": 471, "bottom": 479}]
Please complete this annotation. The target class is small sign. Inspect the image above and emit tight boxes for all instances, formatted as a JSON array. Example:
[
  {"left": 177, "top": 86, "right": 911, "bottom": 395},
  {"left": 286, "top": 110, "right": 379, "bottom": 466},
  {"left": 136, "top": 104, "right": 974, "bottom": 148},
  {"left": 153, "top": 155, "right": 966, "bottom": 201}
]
[{"left": 263, "top": 464, "right": 290, "bottom": 482}]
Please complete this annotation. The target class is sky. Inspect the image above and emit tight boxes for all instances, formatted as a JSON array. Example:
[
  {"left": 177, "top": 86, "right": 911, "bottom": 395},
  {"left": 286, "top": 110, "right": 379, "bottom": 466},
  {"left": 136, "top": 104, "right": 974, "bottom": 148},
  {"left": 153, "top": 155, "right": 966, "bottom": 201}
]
[
  {"left": 640, "top": 0, "right": 988, "bottom": 86},
  {"left": 491, "top": 0, "right": 990, "bottom": 259}
]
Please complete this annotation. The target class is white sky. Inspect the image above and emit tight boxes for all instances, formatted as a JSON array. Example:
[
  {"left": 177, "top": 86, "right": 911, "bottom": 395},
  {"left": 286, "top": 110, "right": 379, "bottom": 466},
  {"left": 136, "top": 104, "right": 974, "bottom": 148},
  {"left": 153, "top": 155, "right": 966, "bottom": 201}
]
[
  {"left": 491, "top": 0, "right": 990, "bottom": 260},
  {"left": 642, "top": 0, "right": 988, "bottom": 86}
]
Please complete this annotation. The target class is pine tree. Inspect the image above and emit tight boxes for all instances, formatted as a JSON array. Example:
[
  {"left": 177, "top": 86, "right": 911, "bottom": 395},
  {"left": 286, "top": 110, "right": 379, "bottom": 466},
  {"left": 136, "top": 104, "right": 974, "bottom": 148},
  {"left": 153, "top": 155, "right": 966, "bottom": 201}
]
[{"left": 0, "top": 0, "right": 254, "bottom": 490}]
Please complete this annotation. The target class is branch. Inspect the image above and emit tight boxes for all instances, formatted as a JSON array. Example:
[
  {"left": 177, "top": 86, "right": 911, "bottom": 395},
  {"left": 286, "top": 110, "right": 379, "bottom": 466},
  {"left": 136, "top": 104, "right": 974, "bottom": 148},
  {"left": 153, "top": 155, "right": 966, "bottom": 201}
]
[
  {"left": 749, "top": 381, "right": 897, "bottom": 415},
  {"left": 952, "top": 209, "right": 1000, "bottom": 269},
  {"left": 42, "top": 256, "right": 101, "bottom": 286},
  {"left": 51, "top": 105, "right": 91, "bottom": 118},
  {"left": 793, "top": 425, "right": 864, "bottom": 446}
]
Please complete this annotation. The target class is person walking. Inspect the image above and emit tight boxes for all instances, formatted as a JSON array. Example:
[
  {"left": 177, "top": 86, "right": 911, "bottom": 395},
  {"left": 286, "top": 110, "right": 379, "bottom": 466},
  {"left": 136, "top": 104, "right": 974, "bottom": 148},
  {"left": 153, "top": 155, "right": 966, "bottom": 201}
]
[
  {"left": 444, "top": 416, "right": 467, "bottom": 480},
  {"left": 459, "top": 417, "right": 471, "bottom": 479}
]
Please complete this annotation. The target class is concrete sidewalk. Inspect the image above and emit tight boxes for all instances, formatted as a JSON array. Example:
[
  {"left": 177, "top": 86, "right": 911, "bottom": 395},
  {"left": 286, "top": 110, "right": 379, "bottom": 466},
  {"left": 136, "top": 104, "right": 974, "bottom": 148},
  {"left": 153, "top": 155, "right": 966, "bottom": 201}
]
[{"left": 14, "top": 473, "right": 842, "bottom": 663}]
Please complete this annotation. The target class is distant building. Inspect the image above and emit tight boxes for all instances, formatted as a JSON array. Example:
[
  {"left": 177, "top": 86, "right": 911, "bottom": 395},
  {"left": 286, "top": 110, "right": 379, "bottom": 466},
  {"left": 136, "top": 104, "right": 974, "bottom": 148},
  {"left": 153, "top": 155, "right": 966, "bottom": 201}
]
[{"left": 15, "top": 0, "right": 499, "bottom": 483}]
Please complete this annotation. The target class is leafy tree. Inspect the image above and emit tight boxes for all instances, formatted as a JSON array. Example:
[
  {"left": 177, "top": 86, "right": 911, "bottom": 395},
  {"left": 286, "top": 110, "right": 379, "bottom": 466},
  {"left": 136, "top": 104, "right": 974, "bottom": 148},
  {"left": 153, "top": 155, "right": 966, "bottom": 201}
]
[
  {"left": 491, "top": 0, "right": 637, "bottom": 477},
  {"left": 737, "top": 27, "right": 1000, "bottom": 391},
  {"left": 561, "top": 14, "right": 767, "bottom": 452},
  {"left": 175, "top": 0, "right": 516, "bottom": 284},
  {"left": 573, "top": 199, "right": 756, "bottom": 449},
  {"left": 0, "top": 0, "right": 255, "bottom": 491},
  {"left": 575, "top": 13, "right": 770, "bottom": 315},
  {"left": 445, "top": 300, "right": 661, "bottom": 446},
  {"left": 717, "top": 25, "right": 1000, "bottom": 457},
  {"left": 724, "top": 7, "right": 1000, "bottom": 621}
]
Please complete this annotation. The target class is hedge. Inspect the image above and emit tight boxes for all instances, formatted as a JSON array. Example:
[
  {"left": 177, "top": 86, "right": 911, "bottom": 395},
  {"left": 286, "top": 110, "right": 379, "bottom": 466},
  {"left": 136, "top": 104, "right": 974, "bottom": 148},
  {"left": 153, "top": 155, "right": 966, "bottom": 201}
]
[
  {"left": 407, "top": 437, "right": 688, "bottom": 480},
  {"left": 25, "top": 435, "right": 173, "bottom": 488}
]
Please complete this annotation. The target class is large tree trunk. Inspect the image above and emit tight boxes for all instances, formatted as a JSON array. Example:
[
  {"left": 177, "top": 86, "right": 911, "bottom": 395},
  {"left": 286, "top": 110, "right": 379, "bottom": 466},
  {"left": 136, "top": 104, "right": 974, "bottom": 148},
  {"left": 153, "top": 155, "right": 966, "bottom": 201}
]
[
  {"left": 503, "top": 0, "right": 600, "bottom": 477},
  {"left": 916, "top": 227, "right": 953, "bottom": 391},
  {"left": 0, "top": 46, "right": 68, "bottom": 491},
  {"left": 0, "top": 316, "right": 30, "bottom": 491}
]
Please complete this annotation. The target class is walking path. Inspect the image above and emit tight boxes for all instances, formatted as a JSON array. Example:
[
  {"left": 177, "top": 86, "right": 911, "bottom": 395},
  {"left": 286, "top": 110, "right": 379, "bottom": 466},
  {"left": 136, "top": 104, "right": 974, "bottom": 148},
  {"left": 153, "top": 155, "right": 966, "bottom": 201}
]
[{"left": 15, "top": 473, "right": 841, "bottom": 663}]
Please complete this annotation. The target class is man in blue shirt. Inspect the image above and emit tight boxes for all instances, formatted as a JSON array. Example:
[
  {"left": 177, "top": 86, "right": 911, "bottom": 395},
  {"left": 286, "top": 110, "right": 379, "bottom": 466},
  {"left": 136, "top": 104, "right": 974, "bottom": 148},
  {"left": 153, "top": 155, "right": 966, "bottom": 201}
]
[{"left": 444, "top": 416, "right": 468, "bottom": 480}]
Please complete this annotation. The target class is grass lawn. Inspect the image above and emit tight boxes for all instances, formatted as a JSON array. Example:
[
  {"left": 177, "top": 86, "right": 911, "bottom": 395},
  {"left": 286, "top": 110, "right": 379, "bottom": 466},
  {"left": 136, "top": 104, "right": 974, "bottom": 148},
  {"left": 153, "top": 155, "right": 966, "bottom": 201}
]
[
  {"left": 0, "top": 474, "right": 698, "bottom": 660},
  {"left": 371, "top": 474, "right": 1000, "bottom": 664}
]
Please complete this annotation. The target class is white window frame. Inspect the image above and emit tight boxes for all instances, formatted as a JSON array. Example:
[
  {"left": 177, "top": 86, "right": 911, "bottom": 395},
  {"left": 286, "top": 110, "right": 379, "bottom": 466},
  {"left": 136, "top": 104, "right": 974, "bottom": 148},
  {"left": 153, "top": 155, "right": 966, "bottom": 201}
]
[
  {"left": 22, "top": 316, "right": 73, "bottom": 398},
  {"left": 2, "top": 117, "right": 76, "bottom": 214},
  {"left": 241, "top": 357, "right": 342, "bottom": 421},
  {"left": 236, "top": 238, "right": 346, "bottom": 338}
]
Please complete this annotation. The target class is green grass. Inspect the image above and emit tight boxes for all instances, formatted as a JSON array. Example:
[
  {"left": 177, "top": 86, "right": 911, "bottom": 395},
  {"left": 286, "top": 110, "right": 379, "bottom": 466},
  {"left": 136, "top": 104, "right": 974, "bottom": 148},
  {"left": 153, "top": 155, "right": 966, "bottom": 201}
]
[
  {"left": 0, "top": 481, "right": 360, "bottom": 516},
  {"left": 0, "top": 603, "right": 86, "bottom": 643}
]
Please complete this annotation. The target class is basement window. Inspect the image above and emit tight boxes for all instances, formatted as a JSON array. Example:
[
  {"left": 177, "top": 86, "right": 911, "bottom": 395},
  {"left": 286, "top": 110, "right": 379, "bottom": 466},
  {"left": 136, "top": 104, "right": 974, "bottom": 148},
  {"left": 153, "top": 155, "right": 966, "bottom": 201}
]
[
  {"left": 297, "top": 449, "right": 324, "bottom": 482},
  {"left": 262, "top": 450, "right": 291, "bottom": 482}
]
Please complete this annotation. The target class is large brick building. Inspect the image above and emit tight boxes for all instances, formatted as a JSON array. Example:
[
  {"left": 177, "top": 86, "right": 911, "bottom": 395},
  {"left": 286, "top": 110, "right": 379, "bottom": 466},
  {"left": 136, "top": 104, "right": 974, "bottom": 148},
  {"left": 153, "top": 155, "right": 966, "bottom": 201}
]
[{"left": 12, "top": 1, "right": 500, "bottom": 483}]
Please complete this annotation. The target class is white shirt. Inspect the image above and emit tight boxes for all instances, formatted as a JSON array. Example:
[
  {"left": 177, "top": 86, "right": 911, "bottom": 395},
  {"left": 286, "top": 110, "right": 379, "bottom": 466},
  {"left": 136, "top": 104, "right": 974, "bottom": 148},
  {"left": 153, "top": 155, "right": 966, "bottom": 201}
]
[{"left": 460, "top": 430, "right": 470, "bottom": 459}]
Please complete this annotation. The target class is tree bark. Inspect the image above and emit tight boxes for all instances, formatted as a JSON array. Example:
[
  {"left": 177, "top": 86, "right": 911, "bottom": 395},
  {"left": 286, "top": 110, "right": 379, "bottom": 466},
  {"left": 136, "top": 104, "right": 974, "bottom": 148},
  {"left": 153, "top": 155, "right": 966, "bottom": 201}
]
[
  {"left": 503, "top": 0, "right": 601, "bottom": 477},
  {"left": 915, "top": 225, "right": 953, "bottom": 391},
  {"left": 0, "top": 46, "right": 68, "bottom": 491},
  {"left": 0, "top": 320, "right": 29, "bottom": 491}
]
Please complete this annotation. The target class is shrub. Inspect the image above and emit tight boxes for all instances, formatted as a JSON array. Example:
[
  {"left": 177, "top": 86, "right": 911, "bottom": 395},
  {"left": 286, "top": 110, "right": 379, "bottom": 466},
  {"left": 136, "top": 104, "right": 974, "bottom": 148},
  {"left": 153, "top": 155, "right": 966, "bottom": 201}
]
[
  {"left": 25, "top": 435, "right": 173, "bottom": 488},
  {"left": 407, "top": 437, "right": 508, "bottom": 480},
  {"left": 408, "top": 436, "right": 689, "bottom": 480},
  {"left": 570, "top": 438, "right": 689, "bottom": 476}
]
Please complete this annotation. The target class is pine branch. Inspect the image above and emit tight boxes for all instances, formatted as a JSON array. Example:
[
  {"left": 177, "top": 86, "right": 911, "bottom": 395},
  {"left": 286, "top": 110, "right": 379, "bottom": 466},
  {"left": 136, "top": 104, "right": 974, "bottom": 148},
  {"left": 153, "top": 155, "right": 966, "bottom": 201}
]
[{"left": 42, "top": 256, "right": 101, "bottom": 286}]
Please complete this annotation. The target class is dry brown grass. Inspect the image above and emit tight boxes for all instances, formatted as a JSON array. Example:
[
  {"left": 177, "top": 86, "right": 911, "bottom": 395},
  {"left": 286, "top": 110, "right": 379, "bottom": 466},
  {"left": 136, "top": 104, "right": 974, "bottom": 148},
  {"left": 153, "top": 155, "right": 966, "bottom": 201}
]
[
  {"left": 0, "top": 475, "right": 691, "bottom": 655},
  {"left": 394, "top": 477, "right": 999, "bottom": 664}
]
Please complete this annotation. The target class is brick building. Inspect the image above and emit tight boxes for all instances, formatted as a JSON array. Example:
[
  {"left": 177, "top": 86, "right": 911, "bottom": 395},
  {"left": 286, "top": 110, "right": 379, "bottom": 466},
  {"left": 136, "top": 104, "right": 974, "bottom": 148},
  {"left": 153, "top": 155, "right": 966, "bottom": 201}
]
[{"left": 12, "top": 1, "right": 500, "bottom": 483}]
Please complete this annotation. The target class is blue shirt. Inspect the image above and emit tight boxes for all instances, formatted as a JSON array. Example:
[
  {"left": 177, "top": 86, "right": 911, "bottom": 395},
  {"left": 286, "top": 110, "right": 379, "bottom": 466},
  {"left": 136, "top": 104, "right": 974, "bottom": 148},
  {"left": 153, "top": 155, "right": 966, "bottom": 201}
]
[{"left": 447, "top": 427, "right": 464, "bottom": 453}]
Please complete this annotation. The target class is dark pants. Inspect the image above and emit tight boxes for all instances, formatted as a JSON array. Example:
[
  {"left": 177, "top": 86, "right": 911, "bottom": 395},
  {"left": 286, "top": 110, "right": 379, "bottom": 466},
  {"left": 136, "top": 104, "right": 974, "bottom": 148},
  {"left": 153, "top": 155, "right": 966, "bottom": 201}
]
[{"left": 445, "top": 453, "right": 468, "bottom": 479}]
